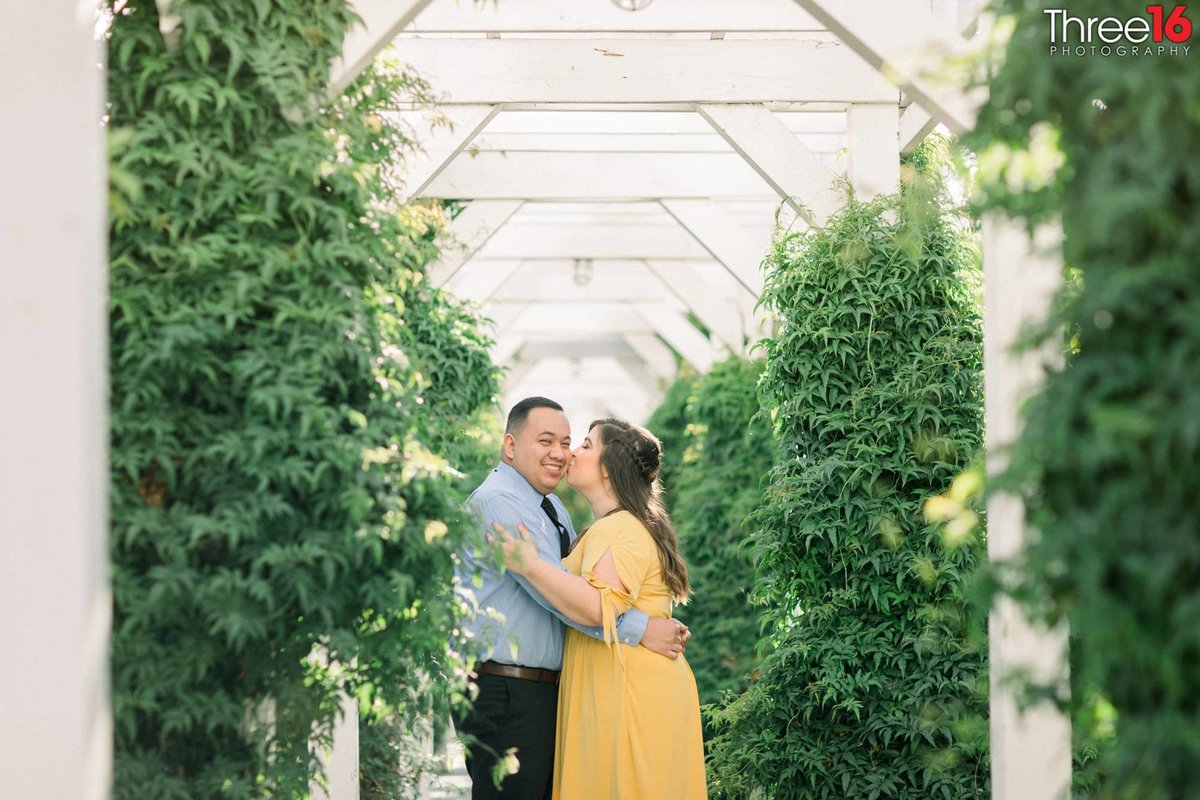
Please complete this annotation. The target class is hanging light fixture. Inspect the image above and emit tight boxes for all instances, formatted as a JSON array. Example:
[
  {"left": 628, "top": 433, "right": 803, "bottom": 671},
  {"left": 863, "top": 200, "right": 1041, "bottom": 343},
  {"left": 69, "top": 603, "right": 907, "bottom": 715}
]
[
  {"left": 611, "top": 0, "right": 654, "bottom": 11},
  {"left": 572, "top": 258, "right": 594, "bottom": 286}
]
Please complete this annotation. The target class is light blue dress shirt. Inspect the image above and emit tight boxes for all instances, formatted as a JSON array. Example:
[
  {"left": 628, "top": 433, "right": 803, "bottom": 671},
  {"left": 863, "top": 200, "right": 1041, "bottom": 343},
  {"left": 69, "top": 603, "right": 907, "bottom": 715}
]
[{"left": 456, "top": 462, "right": 650, "bottom": 670}]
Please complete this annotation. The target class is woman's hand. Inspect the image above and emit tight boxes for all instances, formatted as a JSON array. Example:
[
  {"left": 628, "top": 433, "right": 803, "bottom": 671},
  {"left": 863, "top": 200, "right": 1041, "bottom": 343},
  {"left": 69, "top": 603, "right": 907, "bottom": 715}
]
[{"left": 489, "top": 521, "right": 540, "bottom": 575}]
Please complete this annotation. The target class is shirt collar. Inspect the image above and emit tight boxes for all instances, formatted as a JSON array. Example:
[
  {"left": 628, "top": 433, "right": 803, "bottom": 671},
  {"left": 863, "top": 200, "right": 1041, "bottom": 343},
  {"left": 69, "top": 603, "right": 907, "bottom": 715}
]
[{"left": 494, "top": 461, "right": 548, "bottom": 506}]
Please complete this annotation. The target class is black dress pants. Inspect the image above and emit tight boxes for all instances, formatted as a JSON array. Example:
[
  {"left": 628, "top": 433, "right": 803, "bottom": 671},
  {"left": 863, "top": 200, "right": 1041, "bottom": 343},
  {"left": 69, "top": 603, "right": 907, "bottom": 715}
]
[{"left": 453, "top": 673, "right": 559, "bottom": 800}]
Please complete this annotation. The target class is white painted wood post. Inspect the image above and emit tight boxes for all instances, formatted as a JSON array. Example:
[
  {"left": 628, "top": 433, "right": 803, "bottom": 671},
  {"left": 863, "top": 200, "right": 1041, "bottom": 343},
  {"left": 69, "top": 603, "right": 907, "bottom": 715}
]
[
  {"left": 0, "top": 4, "right": 110, "bottom": 800},
  {"left": 846, "top": 104, "right": 900, "bottom": 200},
  {"left": 982, "top": 216, "right": 1073, "bottom": 800},
  {"left": 311, "top": 693, "right": 360, "bottom": 800}
]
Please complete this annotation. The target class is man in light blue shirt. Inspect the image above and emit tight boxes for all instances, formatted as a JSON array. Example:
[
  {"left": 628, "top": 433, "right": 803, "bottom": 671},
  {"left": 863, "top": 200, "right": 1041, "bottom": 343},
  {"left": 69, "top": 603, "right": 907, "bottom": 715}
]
[{"left": 453, "top": 396, "right": 689, "bottom": 800}]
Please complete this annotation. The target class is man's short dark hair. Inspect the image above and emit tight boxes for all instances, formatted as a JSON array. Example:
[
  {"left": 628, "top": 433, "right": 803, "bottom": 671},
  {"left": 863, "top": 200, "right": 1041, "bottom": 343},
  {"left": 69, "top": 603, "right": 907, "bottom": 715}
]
[{"left": 506, "top": 396, "right": 564, "bottom": 434}]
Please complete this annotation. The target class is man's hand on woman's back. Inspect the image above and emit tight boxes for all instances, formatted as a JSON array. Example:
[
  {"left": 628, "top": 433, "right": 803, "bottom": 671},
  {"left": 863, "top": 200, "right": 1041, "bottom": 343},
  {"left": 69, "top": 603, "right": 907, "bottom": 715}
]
[{"left": 641, "top": 616, "right": 691, "bottom": 659}]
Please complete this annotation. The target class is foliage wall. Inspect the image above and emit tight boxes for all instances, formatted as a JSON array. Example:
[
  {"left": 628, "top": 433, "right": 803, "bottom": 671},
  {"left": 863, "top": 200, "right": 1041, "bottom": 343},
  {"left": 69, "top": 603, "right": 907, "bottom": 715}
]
[
  {"left": 647, "top": 358, "right": 775, "bottom": 714},
  {"left": 706, "top": 154, "right": 989, "bottom": 798},
  {"left": 106, "top": 2, "right": 498, "bottom": 797},
  {"left": 967, "top": 2, "right": 1200, "bottom": 796},
  {"left": 647, "top": 364, "right": 699, "bottom": 505}
]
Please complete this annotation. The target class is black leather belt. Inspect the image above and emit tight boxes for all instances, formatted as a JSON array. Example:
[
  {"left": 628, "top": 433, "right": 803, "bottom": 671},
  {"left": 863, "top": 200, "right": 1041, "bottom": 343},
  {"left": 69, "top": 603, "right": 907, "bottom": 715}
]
[{"left": 476, "top": 660, "right": 560, "bottom": 686}]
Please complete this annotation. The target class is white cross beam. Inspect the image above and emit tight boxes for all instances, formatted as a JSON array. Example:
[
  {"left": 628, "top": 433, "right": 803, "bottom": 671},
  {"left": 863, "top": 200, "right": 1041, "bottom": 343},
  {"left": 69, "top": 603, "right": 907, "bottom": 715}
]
[
  {"left": 659, "top": 199, "right": 770, "bottom": 296},
  {"left": 697, "top": 103, "right": 844, "bottom": 226},
  {"left": 331, "top": 0, "right": 435, "bottom": 95},
  {"left": 396, "top": 104, "right": 501, "bottom": 202},
  {"left": 389, "top": 38, "right": 897, "bottom": 105},
  {"left": 429, "top": 200, "right": 524, "bottom": 287},
  {"left": 791, "top": 0, "right": 978, "bottom": 133}
]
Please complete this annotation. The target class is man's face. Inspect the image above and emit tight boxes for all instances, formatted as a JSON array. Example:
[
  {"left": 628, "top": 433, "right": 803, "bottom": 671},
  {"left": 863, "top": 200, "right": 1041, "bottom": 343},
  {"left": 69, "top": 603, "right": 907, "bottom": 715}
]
[{"left": 504, "top": 407, "right": 572, "bottom": 494}]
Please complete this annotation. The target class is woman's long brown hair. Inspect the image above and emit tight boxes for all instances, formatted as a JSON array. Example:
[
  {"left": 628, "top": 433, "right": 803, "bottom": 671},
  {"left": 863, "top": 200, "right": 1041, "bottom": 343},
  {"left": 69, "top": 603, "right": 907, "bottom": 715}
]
[{"left": 591, "top": 418, "right": 690, "bottom": 602}]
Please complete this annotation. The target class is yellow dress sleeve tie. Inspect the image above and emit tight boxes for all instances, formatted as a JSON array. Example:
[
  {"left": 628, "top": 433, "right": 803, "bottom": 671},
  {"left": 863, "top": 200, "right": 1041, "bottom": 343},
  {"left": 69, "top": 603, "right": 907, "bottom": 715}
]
[{"left": 584, "top": 571, "right": 635, "bottom": 666}]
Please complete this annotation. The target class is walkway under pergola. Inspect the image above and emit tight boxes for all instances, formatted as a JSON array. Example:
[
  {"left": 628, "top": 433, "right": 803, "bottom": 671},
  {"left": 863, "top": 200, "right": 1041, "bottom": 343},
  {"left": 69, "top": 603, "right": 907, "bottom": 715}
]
[{"left": 3, "top": 2, "right": 1076, "bottom": 799}]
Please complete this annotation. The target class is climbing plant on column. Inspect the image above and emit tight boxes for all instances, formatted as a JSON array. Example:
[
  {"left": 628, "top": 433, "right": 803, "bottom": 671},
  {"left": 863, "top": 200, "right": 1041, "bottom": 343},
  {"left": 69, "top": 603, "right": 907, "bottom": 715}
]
[
  {"left": 967, "top": 2, "right": 1200, "bottom": 797},
  {"left": 647, "top": 364, "right": 699, "bottom": 502},
  {"left": 706, "top": 144, "right": 989, "bottom": 799},
  {"left": 105, "top": 2, "right": 497, "bottom": 797}
]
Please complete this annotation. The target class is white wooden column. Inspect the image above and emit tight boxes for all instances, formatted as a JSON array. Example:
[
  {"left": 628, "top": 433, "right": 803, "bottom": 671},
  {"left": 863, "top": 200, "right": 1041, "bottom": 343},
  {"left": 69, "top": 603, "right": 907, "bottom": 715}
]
[
  {"left": 0, "top": 4, "right": 110, "bottom": 800},
  {"left": 847, "top": 103, "right": 900, "bottom": 200},
  {"left": 311, "top": 693, "right": 360, "bottom": 800},
  {"left": 983, "top": 216, "right": 1073, "bottom": 800}
]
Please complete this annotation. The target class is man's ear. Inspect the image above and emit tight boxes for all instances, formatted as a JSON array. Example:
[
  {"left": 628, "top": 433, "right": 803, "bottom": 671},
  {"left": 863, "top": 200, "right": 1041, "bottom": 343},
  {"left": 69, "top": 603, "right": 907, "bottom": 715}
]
[{"left": 501, "top": 432, "right": 516, "bottom": 462}]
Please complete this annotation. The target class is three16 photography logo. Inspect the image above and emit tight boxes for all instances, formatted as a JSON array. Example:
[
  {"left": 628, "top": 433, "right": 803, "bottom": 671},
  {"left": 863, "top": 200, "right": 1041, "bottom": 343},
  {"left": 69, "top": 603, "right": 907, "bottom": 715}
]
[{"left": 1045, "top": 5, "right": 1193, "bottom": 56}]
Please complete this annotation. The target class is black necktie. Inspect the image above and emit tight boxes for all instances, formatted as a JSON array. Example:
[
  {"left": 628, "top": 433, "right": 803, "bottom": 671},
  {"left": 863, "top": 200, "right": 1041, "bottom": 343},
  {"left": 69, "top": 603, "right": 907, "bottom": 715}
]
[{"left": 540, "top": 496, "right": 571, "bottom": 558}]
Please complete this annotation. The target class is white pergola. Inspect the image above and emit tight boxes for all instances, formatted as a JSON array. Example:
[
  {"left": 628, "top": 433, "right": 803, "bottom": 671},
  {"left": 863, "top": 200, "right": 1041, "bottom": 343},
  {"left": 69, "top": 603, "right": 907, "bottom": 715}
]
[
  {"left": 375, "top": 0, "right": 937, "bottom": 434},
  {"left": 2, "top": 2, "right": 1072, "bottom": 799}
]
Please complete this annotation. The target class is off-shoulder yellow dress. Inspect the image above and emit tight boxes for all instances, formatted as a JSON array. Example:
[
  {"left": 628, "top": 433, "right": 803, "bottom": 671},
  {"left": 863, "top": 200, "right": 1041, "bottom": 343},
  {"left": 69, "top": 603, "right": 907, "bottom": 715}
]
[{"left": 553, "top": 511, "right": 706, "bottom": 800}]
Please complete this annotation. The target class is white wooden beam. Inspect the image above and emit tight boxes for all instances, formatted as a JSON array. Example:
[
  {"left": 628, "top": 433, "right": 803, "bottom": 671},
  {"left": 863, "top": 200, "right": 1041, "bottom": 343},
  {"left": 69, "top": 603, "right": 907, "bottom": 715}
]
[
  {"left": 659, "top": 200, "right": 768, "bottom": 296},
  {"left": 900, "top": 106, "right": 939, "bottom": 156},
  {"left": 409, "top": 0, "right": 824, "bottom": 33},
  {"left": 623, "top": 333, "right": 679, "bottom": 381},
  {"left": 510, "top": 341, "right": 666, "bottom": 397},
  {"left": 514, "top": 339, "right": 633, "bottom": 363},
  {"left": 503, "top": 358, "right": 538, "bottom": 390},
  {"left": 983, "top": 216, "right": 1072, "bottom": 800},
  {"left": 614, "top": 356, "right": 667, "bottom": 398},
  {"left": 330, "top": 0, "right": 435, "bottom": 95},
  {"left": 451, "top": 101, "right": 853, "bottom": 114},
  {"left": 486, "top": 264, "right": 673, "bottom": 304},
  {"left": 633, "top": 304, "right": 716, "bottom": 372},
  {"left": 0, "top": 6, "right": 109, "bottom": 800},
  {"left": 392, "top": 38, "right": 897, "bottom": 104},
  {"left": 511, "top": 339, "right": 670, "bottom": 381},
  {"left": 476, "top": 222, "right": 712, "bottom": 261},
  {"left": 398, "top": 104, "right": 501, "bottom": 202},
  {"left": 791, "top": 0, "right": 977, "bottom": 133},
  {"left": 644, "top": 260, "right": 747, "bottom": 352},
  {"left": 847, "top": 103, "right": 900, "bottom": 200},
  {"left": 446, "top": 259, "right": 526, "bottom": 302},
  {"left": 491, "top": 333, "right": 526, "bottom": 366},
  {"left": 496, "top": 303, "right": 655, "bottom": 337},
  {"left": 422, "top": 152, "right": 778, "bottom": 201},
  {"left": 899, "top": 4, "right": 983, "bottom": 154},
  {"left": 697, "top": 103, "right": 844, "bottom": 225},
  {"left": 472, "top": 130, "right": 841, "bottom": 155},
  {"left": 430, "top": 200, "right": 524, "bottom": 287},
  {"left": 481, "top": 110, "right": 845, "bottom": 136}
]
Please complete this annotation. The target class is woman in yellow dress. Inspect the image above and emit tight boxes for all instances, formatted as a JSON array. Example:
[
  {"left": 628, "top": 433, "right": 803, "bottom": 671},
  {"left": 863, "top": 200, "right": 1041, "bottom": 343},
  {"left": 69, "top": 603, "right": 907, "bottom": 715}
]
[{"left": 492, "top": 418, "right": 707, "bottom": 800}]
